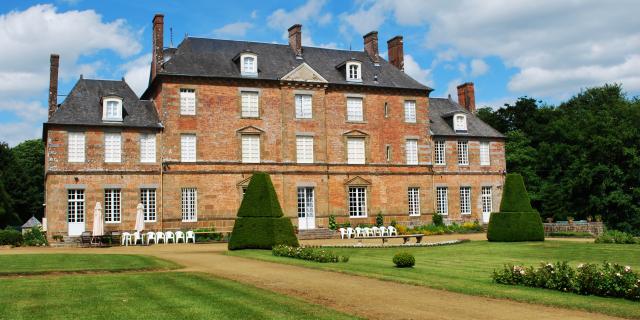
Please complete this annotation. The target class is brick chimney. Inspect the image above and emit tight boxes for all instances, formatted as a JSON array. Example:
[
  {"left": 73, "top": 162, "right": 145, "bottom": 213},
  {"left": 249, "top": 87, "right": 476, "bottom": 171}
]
[
  {"left": 457, "top": 82, "right": 476, "bottom": 113},
  {"left": 288, "top": 24, "right": 302, "bottom": 56},
  {"left": 151, "top": 14, "right": 164, "bottom": 81},
  {"left": 363, "top": 31, "right": 379, "bottom": 64},
  {"left": 48, "top": 54, "right": 59, "bottom": 120},
  {"left": 387, "top": 36, "right": 404, "bottom": 71}
]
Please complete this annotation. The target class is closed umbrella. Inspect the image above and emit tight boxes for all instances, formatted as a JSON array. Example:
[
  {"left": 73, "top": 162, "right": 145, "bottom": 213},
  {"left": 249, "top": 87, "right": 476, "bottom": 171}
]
[
  {"left": 135, "top": 203, "right": 145, "bottom": 233},
  {"left": 92, "top": 202, "right": 104, "bottom": 236}
]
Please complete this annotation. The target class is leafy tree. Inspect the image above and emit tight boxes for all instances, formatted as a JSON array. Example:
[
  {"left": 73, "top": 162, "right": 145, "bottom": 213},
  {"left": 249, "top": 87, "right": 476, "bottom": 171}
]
[
  {"left": 0, "top": 143, "right": 20, "bottom": 227},
  {"left": 9, "top": 139, "right": 45, "bottom": 222}
]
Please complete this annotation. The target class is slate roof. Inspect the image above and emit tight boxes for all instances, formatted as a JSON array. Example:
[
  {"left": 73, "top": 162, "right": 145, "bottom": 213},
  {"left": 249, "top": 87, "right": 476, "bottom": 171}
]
[
  {"left": 47, "top": 79, "right": 161, "bottom": 128},
  {"left": 158, "top": 37, "right": 431, "bottom": 91},
  {"left": 21, "top": 216, "right": 41, "bottom": 229},
  {"left": 429, "top": 98, "right": 504, "bottom": 138}
]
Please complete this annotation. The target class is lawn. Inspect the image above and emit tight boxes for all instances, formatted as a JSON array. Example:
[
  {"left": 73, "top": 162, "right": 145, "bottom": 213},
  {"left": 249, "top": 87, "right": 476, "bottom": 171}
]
[
  {"left": 0, "top": 254, "right": 178, "bottom": 275},
  {"left": 0, "top": 272, "right": 356, "bottom": 320},
  {"left": 229, "top": 241, "right": 640, "bottom": 319}
]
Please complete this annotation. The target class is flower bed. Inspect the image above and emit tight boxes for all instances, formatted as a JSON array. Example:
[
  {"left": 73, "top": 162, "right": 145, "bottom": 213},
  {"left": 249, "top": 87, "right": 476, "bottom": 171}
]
[
  {"left": 272, "top": 245, "right": 348, "bottom": 263},
  {"left": 309, "top": 239, "right": 470, "bottom": 249},
  {"left": 595, "top": 230, "right": 639, "bottom": 244},
  {"left": 400, "top": 221, "right": 483, "bottom": 236},
  {"left": 493, "top": 261, "right": 640, "bottom": 301}
]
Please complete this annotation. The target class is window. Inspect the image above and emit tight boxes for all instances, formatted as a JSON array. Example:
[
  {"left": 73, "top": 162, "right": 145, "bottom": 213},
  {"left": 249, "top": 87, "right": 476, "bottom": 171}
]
[
  {"left": 408, "top": 187, "right": 420, "bottom": 216},
  {"left": 347, "top": 137, "right": 365, "bottom": 164},
  {"left": 140, "top": 133, "right": 156, "bottom": 163},
  {"left": 297, "top": 187, "right": 314, "bottom": 218},
  {"left": 346, "top": 61, "right": 361, "bottom": 81},
  {"left": 348, "top": 187, "right": 367, "bottom": 217},
  {"left": 434, "top": 140, "right": 446, "bottom": 165},
  {"left": 480, "top": 141, "right": 490, "bottom": 166},
  {"left": 102, "top": 97, "right": 123, "bottom": 121},
  {"left": 68, "top": 132, "right": 85, "bottom": 163},
  {"left": 180, "top": 89, "right": 196, "bottom": 115},
  {"left": 181, "top": 134, "right": 196, "bottom": 162},
  {"left": 241, "top": 135, "right": 260, "bottom": 163},
  {"left": 296, "top": 136, "right": 314, "bottom": 164},
  {"left": 436, "top": 186, "right": 448, "bottom": 215},
  {"left": 346, "top": 97, "right": 363, "bottom": 121},
  {"left": 384, "top": 102, "right": 389, "bottom": 118},
  {"left": 241, "top": 53, "right": 258, "bottom": 76},
  {"left": 482, "top": 186, "right": 492, "bottom": 215},
  {"left": 181, "top": 188, "right": 197, "bottom": 222},
  {"left": 457, "top": 140, "right": 469, "bottom": 165},
  {"left": 295, "top": 94, "right": 312, "bottom": 119},
  {"left": 241, "top": 91, "right": 259, "bottom": 117},
  {"left": 460, "top": 186, "right": 471, "bottom": 215},
  {"left": 406, "top": 139, "right": 418, "bottom": 165},
  {"left": 385, "top": 145, "right": 391, "bottom": 162},
  {"left": 67, "top": 189, "right": 85, "bottom": 223},
  {"left": 104, "top": 189, "right": 121, "bottom": 223},
  {"left": 404, "top": 100, "right": 416, "bottom": 123},
  {"left": 141, "top": 188, "right": 156, "bottom": 222},
  {"left": 454, "top": 114, "right": 467, "bottom": 132},
  {"left": 104, "top": 133, "right": 122, "bottom": 163}
]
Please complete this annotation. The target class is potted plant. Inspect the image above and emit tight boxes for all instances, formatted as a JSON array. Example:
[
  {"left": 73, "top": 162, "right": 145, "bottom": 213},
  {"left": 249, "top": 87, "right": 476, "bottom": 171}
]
[
  {"left": 567, "top": 216, "right": 574, "bottom": 225},
  {"left": 595, "top": 215, "right": 602, "bottom": 222},
  {"left": 586, "top": 215, "right": 593, "bottom": 222},
  {"left": 546, "top": 217, "right": 554, "bottom": 223}
]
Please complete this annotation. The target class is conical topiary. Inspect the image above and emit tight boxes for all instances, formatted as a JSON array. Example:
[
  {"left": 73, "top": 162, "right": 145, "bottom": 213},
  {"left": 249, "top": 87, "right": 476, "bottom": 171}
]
[
  {"left": 487, "top": 173, "right": 544, "bottom": 242},
  {"left": 228, "top": 172, "right": 299, "bottom": 250}
]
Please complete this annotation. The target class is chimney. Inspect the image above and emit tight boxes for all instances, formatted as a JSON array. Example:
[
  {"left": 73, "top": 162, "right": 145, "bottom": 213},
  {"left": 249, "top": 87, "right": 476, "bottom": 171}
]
[
  {"left": 387, "top": 36, "right": 404, "bottom": 71},
  {"left": 288, "top": 24, "right": 302, "bottom": 57},
  {"left": 457, "top": 82, "right": 476, "bottom": 113},
  {"left": 151, "top": 14, "right": 164, "bottom": 81},
  {"left": 363, "top": 31, "right": 379, "bottom": 64},
  {"left": 48, "top": 54, "right": 59, "bottom": 120}
]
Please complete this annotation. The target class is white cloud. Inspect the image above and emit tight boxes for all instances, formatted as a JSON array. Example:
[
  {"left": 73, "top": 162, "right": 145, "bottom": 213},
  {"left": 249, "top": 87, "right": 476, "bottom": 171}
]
[
  {"left": 476, "top": 96, "right": 517, "bottom": 110},
  {"left": 121, "top": 54, "right": 151, "bottom": 96},
  {"left": 250, "top": 10, "right": 258, "bottom": 19},
  {"left": 0, "top": 120, "right": 42, "bottom": 147},
  {"left": 446, "top": 78, "right": 463, "bottom": 100},
  {"left": 213, "top": 22, "right": 254, "bottom": 38},
  {"left": 0, "top": 100, "right": 47, "bottom": 123},
  {"left": 470, "top": 59, "right": 489, "bottom": 77},
  {"left": 404, "top": 54, "right": 433, "bottom": 87},
  {"left": 340, "top": 2, "right": 388, "bottom": 35},
  {"left": 267, "top": 0, "right": 329, "bottom": 30}
]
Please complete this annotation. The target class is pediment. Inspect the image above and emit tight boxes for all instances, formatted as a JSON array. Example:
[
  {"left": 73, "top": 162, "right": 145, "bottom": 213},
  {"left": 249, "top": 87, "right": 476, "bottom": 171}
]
[
  {"left": 281, "top": 63, "right": 327, "bottom": 83},
  {"left": 345, "top": 176, "right": 371, "bottom": 186},
  {"left": 236, "top": 176, "right": 251, "bottom": 187},
  {"left": 236, "top": 125, "right": 265, "bottom": 134},
  {"left": 342, "top": 129, "right": 368, "bottom": 137}
]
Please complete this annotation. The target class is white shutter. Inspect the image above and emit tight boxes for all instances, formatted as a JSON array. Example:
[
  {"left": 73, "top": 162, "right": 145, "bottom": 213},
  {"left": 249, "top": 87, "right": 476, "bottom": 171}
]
[
  {"left": 140, "top": 133, "right": 156, "bottom": 163},
  {"left": 347, "top": 137, "right": 365, "bottom": 164},
  {"left": 404, "top": 100, "right": 416, "bottom": 123},
  {"left": 295, "top": 94, "right": 312, "bottom": 118},
  {"left": 181, "top": 134, "right": 196, "bottom": 162},
  {"left": 406, "top": 139, "right": 418, "bottom": 165},
  {"left": 241, "top": 91, "right": 259, "bottom": 117},
  {"left": 242, "top": 135, "right": 260, "bottom": 163},
  {"left": 346, "top": 97, "right": 363, "bottom": 121},
  {"left": 180, "top": 89, "right": 196, "bottom": 115},
  {"left": 68, "top": 132, "right": 85, "bottom": 163},
  {"left": 104, "top": 133, "right": 121, "bottom": 163},
  {"left": 480, "top": 141, "right": 490, "bottom": 166},
  {"left": 296, "top": 136, "right": 314, "bottom": 163}
]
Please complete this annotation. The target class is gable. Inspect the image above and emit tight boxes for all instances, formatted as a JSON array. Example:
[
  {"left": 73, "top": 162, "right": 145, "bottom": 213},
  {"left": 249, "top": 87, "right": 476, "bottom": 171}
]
[
  {"left": 236, "top": 125, "right": 265, "bottom": 134},
  {"left": 345, "top": 176, "right": 371, "bottom": 186},
  {"left": 280, "top": 63, "right": 327, "bottom": 83}
]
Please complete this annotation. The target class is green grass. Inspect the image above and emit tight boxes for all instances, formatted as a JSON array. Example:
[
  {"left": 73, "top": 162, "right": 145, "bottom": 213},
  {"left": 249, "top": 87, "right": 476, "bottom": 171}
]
[
  {"left": 0, "top": 272, "right": 356, "bottom": 320},
  {"left": 229, "top": 241, "right": 640, "bottom": 319},
  {"left": 0, "top": 254, "right": 178, "bottom": 275}
]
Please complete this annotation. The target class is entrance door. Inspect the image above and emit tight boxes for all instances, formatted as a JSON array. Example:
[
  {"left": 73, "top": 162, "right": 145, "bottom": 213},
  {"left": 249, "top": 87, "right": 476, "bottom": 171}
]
[
  {"left": 297, "top": 187, "right": 315, "bottom": 230},
  {"left": 67, "top": 189, "right": 86, "bottom": 236},
  {"left": 481, "top": 186, "right": 492, "bottom": 224}
]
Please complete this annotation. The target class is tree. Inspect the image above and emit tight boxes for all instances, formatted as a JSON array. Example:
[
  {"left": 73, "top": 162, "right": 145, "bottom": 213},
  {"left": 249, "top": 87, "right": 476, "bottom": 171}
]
[
  {"left": 0, "top": 142, "right": 20, "bottom": 227},
  {"left": 9, "top": 139, "right": 45, "bottom": 222}
]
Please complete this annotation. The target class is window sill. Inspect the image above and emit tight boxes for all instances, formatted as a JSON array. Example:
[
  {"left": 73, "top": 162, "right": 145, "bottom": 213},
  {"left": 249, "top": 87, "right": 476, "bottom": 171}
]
[
  {"left": 182, "top": 220, "right": 198, "bottom": 223},
  {"left": 240, "top": 116, "right": 261, "bottom": 120},
  {"left": 105, "top": 221, "right": 121, "bottom": 224},
  {"left": 179, "top": 114, "right": 197, "bottom": 117},
  {"left": 349, "top": 216, "right": 368, "bottom": 219},
  {"left": 346, "top": 120, "right": 367, "bottom": 124},
  {"left": 409, "top": 214, "right": 421, "bottom": 217},
  {"left": 295, "top": 117, "right": 313, "bottom": 120}
]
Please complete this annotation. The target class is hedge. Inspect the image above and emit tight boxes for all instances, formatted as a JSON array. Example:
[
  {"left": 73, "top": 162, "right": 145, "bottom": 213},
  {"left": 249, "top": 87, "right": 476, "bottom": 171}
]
[
  {"left": 487, "top": 212, "right": 544, "bottom": 241},
  {"left": 499, "top": 174, "right": 534, "bottom": 212},
  {"left": 236, "top": 172, "right": 284, "bottom": 218},
  {"left": 0, "top": 228, "right": 22, "bottom": 246}
]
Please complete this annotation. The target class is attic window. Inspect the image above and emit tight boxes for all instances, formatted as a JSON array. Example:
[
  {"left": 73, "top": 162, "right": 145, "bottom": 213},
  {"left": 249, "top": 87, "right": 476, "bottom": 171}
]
[
  {"left": 454, "top": 114, "right": 467, "bottom": 132},
  {"left": 346, "top": 61, "right": 362, "bottom": 82},
  {"left": 102, "top": 97, "right": 123, "bottom": 122},
  {"left": 241, "top": 53, "right": 258, "bottom": 77}
]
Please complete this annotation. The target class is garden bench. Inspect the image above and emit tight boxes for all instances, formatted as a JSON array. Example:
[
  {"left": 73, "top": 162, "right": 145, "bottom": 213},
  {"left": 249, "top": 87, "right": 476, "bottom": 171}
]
[{"left": 354, "top": 234, "right": 425, "bottom": 244}]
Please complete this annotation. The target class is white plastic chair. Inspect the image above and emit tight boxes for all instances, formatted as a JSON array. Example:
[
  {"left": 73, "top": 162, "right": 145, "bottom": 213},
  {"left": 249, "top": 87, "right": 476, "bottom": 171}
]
[
  {"left": 387, "top": 226, "right": 398, "bottom": 236},
  {"left": 165, "top": 231, "right": 175, "bottom": 244},
  {"left": 175, "top": 231, "right": 186, "bottom": 243},
  {"left": 133, "top": 231, "right": 143, "bottom": 245},
  {"left": 380, "top": 226, "right": 388, "bottom": 236},
  {"left": 339, "top": 228, "right": 346, "bottom": 239},
  {"left": 122, "top": 232, "right": 132, "bottom": 246},
  {"left": 186, "top": 230, "right": 196, "bottom": 243},
  {"left": 355, "top": 227, "right": 364, "bottom": 237},
  {"left": 146, "top": 231, "right": 156, "bottom": 245},
  {"left": 155, "top": 231, "right": 165, "bottom": 244},
  {"left": 346, "top": 227, "right": 355, "bottom": 239},
  {"left": 363, "top": 227, "right": 372, "bottom": 237},
  {"left": 372, "top": 226, "right": 381, "bottom": 236}
]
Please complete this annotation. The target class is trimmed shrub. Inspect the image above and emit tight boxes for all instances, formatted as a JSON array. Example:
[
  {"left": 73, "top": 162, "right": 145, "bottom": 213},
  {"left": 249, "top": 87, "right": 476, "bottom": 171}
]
[
  {"left": 499, "top": 173, "right": 534, "bottom": 212},
  {"left": 272, "top": 245, "right": 345, "bottom": 263},
  {"left": 595, "top": 230, "right": 638, "bottom": 244},
  {"left": 228, "top": 172, "right": 299, "bottom": 250},
  {"left": 392, "top": 252, "right": 415, "bottom": 268},
  {"left": 375, "top": 213, "right": 384, "bottom": 227},
  {"left": 23, "top": 227, "right": 47, "bottom": 246},
  {"left": 328, "top": 215, "right": 337, "bottom": 230},
  {"left": 432, "top": 213, "right": 444, "bottom": 226},
  {"left": 0, "top": 228, "right": 22, "bottom": 246}
]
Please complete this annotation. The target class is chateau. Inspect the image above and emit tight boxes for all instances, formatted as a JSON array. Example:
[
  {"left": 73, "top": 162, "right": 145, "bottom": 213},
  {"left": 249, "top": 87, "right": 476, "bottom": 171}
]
[{"left": 43, "top": 14, "right": 505, "bottom": 237}]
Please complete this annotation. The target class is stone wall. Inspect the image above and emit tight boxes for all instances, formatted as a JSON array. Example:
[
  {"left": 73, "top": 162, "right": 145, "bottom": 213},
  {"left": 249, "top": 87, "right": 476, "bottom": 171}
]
[{"left": 543, "top": 222, "right": 605, "bottom": 236}]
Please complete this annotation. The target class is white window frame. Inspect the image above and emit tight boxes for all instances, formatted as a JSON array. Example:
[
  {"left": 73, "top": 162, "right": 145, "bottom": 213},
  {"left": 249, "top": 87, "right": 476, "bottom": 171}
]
[
  {"left": 102, "top": 97, "right": 123, "bottom": 122},
  {"left": 180, "top": 88, "right": 196, "bottom": 115},
  {"left": 141, "top": 188, "right": 157, "bottom": 222},
  {"left": 181, "top": 188, "right": 197, "bottom": 222},
  {"left": 457, "top": 140, "right": 469, "bottom": 165},
  {"left": 140, "top": 133, "right": 156, "bottom": 163},
  {"left": 406, "top": 139, "right": 418, "bottom": 165},
  {"left": 346, "top": 61, "right": 362, "bottom": 82},
  {"left": 104, "top": 189, "right": 121, "bottom": 223},
  {"left": 346, "top": 97, "right": 364, "bottom": 121},
  {"left": 454, "top": 114, "right": 467, "bottom": 131},
  {"left": 408, "top": 187, "right": 420, "bottom": 216},
  {"left": 347, "top": 137, "right": 365, "bottom": 164},
  {"left": 295, "top": 94, "right": 313, "bottom": 119},
  {"left": 460, "top": 186, "right": 471, "bottom": 215},
  {"left": 241, "top": 134, "right": 260, "bottom": 163},
  {"left": 481, "top": 186, "right": 493, "bottom": 215},
  {"left": 404, "top": 100, "right": 417, "bottom": 123},
  {"left": 68, "top": 132, "right": 85, "bottom": 163},
  {"left": 436, "top": 186, "right": 448, "bottom": 215},
  {"left": 241, "top": 91, "right": 259, "bottom": 118},
  {"left": 480, "top": 141, "right": 491, "bottom": 166},
  {"left": 104, "top": 132, "right": 122, "bottom": 163},
  {"left": 434, "top": 140, "right": 446, "bottom": 165},
  {"left": 67, "top": 189, "right": 85, "bottom": 223},
  {"left": 240, "top": 53, "right": 258, "bottom": 76},
  {"left": 296, "top": 136, "right": 314, "bottom": 164},
  {"left": 348, "top": 186, "right": 367, "bottom": 217},
  {"left": 181, "top": 134, "right": 196, "bottom": 163}
]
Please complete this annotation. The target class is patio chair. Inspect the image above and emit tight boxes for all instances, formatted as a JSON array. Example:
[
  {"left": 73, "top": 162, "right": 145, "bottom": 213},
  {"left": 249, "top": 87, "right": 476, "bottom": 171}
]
[
  {"left": 372, "top": 226, "right": 381, "bottom": 236},
  {"left": 379, "top": 226, "right": 388, "bottom": 236},
  {"left": 133, "top": 231, "right": 143, "bottom": 245},
  {"left": 80, "top": 231, "right": 92, "bottom": 247},
  {"left": 155, "top": 231, "right": 165, "bottom": 244},
  {"left": 146, "top": 231, "right": 156, "bottom": 245},
  {"left": 186, "top": 230, "right": 196, "bottom": 243},
  {"left": 363, "top": 227, "right": 372, "bottom": 237},
  {"left": 355, "top": 227, "right": 364, "bottom": 237},
  {"left": 121, "top": 232, "right": 132, "bottom": 246},
  {"left": 338, "top": 228, "right": 346, "bottom": 239},
  {"left": 346, "top": 227, "right": 355, "bottom": 238},
  {"left": 175, "top": 231, "right": 186, "bottom": 243},
  {"left": 387, "top": 226, "right": 398, "bottom": 236},
  {"left": 165, "top": 231, "right": 175, "bottom": 244}
]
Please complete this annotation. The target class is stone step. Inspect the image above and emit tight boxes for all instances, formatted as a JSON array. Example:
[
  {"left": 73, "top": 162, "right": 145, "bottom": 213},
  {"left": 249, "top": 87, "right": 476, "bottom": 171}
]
[{"left": 297, "top": 228, "right": 337, "bottom": 240}]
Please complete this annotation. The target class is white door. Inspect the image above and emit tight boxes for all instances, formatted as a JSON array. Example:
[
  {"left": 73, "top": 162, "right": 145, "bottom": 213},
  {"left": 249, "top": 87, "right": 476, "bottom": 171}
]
[
  {"left": 481, "top": 186, "right": 492, "bottom": 224},
  {"left": 297, "top": 187, "right": 315, "bottom": 230},
  {"left": 67, "top": 189, "right": 86, "bottom": 236},
  {"left": 482, "top": 212, "right": 491, "bottom": 224}
]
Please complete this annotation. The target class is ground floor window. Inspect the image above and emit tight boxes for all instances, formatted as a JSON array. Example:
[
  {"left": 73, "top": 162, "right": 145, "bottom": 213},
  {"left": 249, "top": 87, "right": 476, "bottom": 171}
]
[
  {"left": 297, "top": 187, "right": 314, "bottom": 218},
  {"left": 181, "top": 188, "right": 197, "bottom": 222},
  {"left": 482, "top": 186, "right": 492, "bottom": 214},
  {"left": 408, "top": 187, "right": 420, "bottom": 216},
  {"left": 348, "top": 187, "right": 367, "bottom": 217},
  {"left": 67, "top": 189, "right": 85, "bottom": 223},
  {"left": 104, "top": 189, "right": 121, "bottom": 223},
  {"left": 141, "top": 188, "right": 156, "bottom": 222},
  {"left": 460, "top": 186, "right": 471, "bottom": 215},
  {"left": 436, "top": 186, "right": 448, "bottom": 215}
]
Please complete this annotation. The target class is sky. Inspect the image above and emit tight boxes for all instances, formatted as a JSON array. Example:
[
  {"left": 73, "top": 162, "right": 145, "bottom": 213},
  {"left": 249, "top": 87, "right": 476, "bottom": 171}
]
[{"left": 1, "top": 0, "right": 639, "bottom": 146}]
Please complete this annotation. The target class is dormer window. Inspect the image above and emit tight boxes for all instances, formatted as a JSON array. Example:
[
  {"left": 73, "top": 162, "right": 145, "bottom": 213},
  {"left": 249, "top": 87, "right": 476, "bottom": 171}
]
[
  {"left": 102, "top": 96, "right": 123, "bottom": 122},
  {"left": 454, "top": 114, "right": 467, "bottom": 132},
  {"left": 240, "top": 53, "right": 258, "bottom": 77},
  {"left": 346, "top": 61, "right": 362, "bottom": 82}
]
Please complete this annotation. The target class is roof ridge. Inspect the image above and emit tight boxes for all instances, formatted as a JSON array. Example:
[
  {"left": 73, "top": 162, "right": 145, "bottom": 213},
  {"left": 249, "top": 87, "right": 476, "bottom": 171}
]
[{"left": 185, "top": 36, "right": 369, "bottom": 54}]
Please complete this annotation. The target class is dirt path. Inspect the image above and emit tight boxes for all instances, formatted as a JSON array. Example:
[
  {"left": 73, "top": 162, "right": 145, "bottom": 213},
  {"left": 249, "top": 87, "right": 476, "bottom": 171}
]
[{"left": 0, "top": 236, "right": 618, "bottom": 320}]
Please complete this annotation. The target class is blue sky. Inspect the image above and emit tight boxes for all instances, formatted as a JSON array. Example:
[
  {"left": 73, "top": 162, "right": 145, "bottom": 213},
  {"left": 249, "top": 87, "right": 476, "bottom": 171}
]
[{"left": 1, "top": 0, "right": 639, "bottom": 145}]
